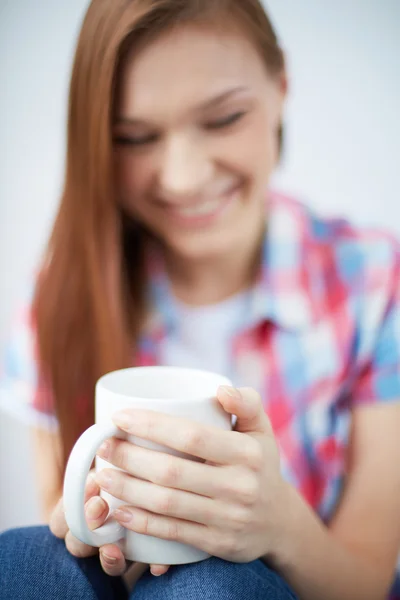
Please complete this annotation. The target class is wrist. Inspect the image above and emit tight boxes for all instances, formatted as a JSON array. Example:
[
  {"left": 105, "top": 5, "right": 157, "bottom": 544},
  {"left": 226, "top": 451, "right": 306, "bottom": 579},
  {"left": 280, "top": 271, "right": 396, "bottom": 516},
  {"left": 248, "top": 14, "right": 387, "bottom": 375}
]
[{"left": 263, "top": 480, "right": 305, "bottom": 569}]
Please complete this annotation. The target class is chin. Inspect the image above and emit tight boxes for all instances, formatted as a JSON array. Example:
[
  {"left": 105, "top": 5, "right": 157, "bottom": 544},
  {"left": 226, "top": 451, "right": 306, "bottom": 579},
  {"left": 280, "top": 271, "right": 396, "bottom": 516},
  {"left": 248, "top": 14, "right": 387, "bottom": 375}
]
[{"left": 161, "top": 227, "right": 238, "bottom": 263}]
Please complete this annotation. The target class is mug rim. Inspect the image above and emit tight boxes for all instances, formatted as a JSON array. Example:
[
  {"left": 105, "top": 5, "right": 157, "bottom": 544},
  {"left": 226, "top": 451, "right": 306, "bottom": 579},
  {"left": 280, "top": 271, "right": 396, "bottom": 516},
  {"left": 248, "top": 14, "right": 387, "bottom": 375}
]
[{"left": 96, "top": 366, "right": 232, "bottom": 402}]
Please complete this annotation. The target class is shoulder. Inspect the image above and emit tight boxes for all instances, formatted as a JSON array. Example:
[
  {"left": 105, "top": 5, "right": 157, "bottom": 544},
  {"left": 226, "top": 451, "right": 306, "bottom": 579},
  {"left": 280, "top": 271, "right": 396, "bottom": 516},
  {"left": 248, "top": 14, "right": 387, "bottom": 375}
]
[
  {"left": 268, "top": 191, "right": 400, "bottom": 347},
  {"left": 270, "top": 190, "right": 400, "bottom": 295}
]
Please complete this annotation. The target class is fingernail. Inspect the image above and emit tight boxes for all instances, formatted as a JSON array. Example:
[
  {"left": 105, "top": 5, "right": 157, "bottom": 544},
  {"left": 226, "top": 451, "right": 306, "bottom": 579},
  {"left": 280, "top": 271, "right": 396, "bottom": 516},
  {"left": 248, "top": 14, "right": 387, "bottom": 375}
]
[
  {"left": 101, "top": 551, "right": 118, "bottom": 564},
  {"left": 150, "top": 568, "right": 163, "bottom": 576},
  {"left": 112, "top": 411, "right": 131, "bottom": 430},
  {"left": 97, "top": 441, "right": 110, "bottom": 459},
  {"left": 218, "top": 385, "right": 240, "bottom": 398},
  {"left": 114, "top": 508, "right": 132, "bottom": 523},
  {"left": 85, "top": 497, "right": 105, "bottom": 521}
]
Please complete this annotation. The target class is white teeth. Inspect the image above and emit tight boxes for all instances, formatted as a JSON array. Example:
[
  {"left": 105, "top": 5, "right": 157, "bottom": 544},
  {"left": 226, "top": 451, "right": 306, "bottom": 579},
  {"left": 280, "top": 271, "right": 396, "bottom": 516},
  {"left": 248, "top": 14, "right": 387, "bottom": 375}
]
[{"left": 174, "top": 198, "right": 223, "bottom": 217}]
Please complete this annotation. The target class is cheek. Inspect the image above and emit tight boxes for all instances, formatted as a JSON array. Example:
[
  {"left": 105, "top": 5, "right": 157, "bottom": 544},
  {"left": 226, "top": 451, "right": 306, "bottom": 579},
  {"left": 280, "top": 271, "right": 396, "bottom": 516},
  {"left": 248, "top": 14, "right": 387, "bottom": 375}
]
[
  {"left": 249, "top": 114, "right": 279, "bottom": 169},
  {"left": 224, "top": 121, "right": 277, "bottom": 188}
]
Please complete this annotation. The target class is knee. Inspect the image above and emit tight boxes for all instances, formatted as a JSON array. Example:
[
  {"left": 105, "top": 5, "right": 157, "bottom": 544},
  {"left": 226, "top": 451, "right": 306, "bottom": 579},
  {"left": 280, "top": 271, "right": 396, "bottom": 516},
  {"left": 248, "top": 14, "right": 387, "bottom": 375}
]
[
  {"left": 1, "top": 525, "right": 60, "bottom": 551},
  {"left": 0, "top": 526, "right": 64, "bottom": 576},
  {"left": 0, "top": 526, "right": 89, "bottom": 600},
  {"left": 0, "top": 525, "right": 56, "bottom": 559},
  {"left": 0, "top": 526, "right": 127, "bottom": 600},
  {"left": 136, "top": 556, "right": 297, "bottom": 600},
  {"left": 180, "top": 557, "right": 297, "bottom": 599}
]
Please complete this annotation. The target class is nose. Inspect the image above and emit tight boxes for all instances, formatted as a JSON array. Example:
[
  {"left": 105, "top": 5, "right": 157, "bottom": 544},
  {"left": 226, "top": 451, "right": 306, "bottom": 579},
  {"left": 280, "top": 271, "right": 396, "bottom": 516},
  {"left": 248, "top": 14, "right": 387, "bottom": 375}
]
[{"left": 158, "top": 134, "right": 212, "bottom": 200}]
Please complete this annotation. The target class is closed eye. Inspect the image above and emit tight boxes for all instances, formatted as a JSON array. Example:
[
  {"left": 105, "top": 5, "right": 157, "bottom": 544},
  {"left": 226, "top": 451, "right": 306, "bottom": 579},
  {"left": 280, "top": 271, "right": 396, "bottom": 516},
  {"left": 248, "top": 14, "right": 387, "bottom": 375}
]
[
  {"left": 113, "top": 134, "right": 159, "bottom": 147},
  {"left": 205, "top": 111, "right": 246, "bottom": 130},
  {"left": 113, "top": 111, "right": 247, "bottom": 146}
]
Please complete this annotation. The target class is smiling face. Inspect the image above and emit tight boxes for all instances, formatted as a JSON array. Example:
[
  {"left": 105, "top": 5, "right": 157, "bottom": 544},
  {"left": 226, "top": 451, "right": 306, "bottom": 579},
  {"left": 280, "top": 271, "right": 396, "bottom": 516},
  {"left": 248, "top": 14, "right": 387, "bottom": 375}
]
[{"left": 113, "top": 20, "right": 286, "bottom": 264}]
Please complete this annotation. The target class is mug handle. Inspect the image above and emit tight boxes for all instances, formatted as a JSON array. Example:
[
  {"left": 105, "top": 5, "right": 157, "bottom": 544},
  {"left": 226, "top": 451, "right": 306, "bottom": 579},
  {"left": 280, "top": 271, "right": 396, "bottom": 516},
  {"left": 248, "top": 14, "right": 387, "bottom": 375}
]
[{"left": 63, "top": 422, "right": 126, "bottom": 547}]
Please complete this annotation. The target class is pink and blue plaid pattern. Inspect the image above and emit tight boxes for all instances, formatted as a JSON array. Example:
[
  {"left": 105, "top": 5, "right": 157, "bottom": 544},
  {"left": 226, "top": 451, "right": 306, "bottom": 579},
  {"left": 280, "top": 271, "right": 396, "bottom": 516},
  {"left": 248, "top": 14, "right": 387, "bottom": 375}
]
[{"left": 1, "top": 192, "right": 400, "bottom": 596}]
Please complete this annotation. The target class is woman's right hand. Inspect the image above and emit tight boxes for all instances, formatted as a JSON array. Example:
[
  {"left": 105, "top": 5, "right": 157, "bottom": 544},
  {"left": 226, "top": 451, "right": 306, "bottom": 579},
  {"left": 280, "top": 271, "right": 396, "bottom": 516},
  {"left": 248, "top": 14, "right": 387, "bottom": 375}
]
[{"left": 49, "top": 471, "right": 127, "bottom": 576}]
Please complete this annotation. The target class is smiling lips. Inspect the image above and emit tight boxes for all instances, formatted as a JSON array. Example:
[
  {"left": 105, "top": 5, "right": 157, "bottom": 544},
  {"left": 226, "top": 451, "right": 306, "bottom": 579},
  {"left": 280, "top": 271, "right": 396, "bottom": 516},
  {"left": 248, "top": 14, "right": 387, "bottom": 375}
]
[{"left": 160, "top": 184, "right": 241, "bottom": 226}]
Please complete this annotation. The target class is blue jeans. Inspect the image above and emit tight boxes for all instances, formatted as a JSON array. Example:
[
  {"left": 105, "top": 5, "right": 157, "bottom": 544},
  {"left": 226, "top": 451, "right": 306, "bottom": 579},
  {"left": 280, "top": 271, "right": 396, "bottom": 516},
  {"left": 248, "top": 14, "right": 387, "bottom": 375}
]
[{"left": 0, "top": 526, "right": 298, "bottom": 599}]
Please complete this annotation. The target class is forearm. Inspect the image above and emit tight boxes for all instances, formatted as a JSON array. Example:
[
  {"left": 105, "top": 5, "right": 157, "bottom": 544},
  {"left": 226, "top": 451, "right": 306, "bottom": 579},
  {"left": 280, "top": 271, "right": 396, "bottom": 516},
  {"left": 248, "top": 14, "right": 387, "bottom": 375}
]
[{"left": 264, "top": 484, "right": 391, "bottom": 600}]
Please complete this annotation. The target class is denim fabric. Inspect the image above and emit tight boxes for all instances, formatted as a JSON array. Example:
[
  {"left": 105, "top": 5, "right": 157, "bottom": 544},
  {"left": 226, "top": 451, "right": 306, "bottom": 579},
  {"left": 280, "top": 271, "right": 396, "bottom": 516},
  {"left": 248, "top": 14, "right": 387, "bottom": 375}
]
[
  {"left": 133, "top": 554, "right": 298, "bottom": 600},
  {"left": 0, "top": 526, "right": 297, "bottom": 599},
  {"left": 0, "top": 526, "right": 128, "bottom": 600}
]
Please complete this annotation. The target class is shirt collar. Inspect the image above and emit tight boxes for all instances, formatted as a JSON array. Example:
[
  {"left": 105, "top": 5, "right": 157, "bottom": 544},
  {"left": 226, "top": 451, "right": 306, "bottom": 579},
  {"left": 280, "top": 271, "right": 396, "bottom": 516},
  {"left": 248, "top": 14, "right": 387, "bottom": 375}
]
[
  {"left": 250, "top": 192, "right": 321, "bottom": 331},
  {"left": 144, "top": 192, "right": 322, "bottom": 336}
]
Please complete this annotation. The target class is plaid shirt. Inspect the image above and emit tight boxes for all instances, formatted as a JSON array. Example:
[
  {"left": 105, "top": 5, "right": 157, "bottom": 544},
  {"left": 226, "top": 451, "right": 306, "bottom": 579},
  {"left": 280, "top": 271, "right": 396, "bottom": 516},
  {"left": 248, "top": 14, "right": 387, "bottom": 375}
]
[{"left": 2, "top": 192, "right": 400, "bottom": 596}]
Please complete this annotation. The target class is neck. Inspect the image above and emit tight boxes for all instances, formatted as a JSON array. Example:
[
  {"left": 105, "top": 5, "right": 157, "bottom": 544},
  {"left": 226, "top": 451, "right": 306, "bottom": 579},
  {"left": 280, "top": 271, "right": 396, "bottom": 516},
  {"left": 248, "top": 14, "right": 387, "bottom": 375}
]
[{"left": 162, "top": 223, "right": 265, "bottom": 306}]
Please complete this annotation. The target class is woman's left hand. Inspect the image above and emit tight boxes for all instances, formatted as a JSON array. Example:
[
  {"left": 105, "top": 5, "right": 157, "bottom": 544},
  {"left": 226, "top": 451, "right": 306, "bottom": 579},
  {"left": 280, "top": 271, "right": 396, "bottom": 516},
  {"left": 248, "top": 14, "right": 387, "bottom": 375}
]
[{"left": 95, "top": 386, "right": 289, "bottom": 574}]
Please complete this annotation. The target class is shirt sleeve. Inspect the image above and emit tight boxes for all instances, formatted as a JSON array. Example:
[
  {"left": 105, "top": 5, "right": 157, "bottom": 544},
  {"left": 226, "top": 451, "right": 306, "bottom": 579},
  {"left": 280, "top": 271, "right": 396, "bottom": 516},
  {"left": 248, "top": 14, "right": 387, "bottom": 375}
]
[
  {"left": 352, "top": 240, "right": 400, "bottom": 405},
  {"left": 0, "top": 300, "right": 58, "bottom": 431}
]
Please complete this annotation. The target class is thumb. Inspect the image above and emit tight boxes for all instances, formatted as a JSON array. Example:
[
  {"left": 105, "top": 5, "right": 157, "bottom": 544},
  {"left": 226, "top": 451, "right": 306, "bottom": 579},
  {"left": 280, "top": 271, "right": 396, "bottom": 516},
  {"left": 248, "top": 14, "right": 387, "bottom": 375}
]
[{"left": 217, "top": 386, "right": 272, "bottom": 435}]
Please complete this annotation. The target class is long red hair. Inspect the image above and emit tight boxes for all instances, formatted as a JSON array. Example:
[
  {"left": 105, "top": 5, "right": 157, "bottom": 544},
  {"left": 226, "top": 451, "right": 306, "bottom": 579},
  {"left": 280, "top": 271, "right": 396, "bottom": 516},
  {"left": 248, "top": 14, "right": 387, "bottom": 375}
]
[{"left": 33, "top": 0, "right": 284, "bottom": 485}]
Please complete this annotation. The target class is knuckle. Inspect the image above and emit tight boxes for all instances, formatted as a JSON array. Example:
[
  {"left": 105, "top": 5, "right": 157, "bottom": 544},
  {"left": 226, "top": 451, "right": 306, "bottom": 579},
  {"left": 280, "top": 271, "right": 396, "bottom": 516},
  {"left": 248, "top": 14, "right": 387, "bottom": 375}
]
[
  {"left": 228, "top": 507, "right": 252, "bottom": 531},
  {"left": 240, "top": 387, "right": 261, "bottom": 405},
  {"left": 112, "top": 473, "right": 126, "bottom": 499},
  {"left": 165, "top": 520, "right": 180, "bottom": 541},
  {"left": 181, "top": 427, "right": 205, "bottom": 455},
  {"left": 155, "top": 489, "right": 176, "bottom": 514},
  {"left": 238, "top": 476, "right": 260, "bottom": 505},
  {"left": 159, "top": 459, "right": 181, "bottom": 487},
  {"left": 218, "top": 478, "right": 239, "bottom": 499},
  {"left": 139, "top": 512, "right": 160, "bottom": 538},
  {"left": 114, "top": 441, "right": 129, "bottom": 470},
  {"left": 242, "top": 441, "right": 263, "bottom": 471}
]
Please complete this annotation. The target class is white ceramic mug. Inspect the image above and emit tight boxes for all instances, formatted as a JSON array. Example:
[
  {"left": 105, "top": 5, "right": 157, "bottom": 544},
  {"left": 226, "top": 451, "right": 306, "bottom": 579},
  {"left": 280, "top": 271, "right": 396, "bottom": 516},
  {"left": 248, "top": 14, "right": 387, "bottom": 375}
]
[{"left": 63, "top": 366, "right": 232, "bottom": 565}]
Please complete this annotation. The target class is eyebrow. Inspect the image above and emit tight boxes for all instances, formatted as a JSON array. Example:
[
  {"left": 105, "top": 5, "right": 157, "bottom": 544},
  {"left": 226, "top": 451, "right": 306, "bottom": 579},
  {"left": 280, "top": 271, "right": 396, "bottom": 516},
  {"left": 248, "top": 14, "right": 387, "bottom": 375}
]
[
  {"left": 198, "top": 85, "right": 250, "bottom": 110},
  {"left": 115, "top": 85, "right": 250, "bottom": 126}
]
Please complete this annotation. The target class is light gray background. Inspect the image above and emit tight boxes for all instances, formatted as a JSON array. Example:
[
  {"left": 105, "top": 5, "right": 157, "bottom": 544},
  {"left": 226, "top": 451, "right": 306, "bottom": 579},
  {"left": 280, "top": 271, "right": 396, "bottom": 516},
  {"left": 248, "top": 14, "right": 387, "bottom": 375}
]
[{"left": 0, "top": 0, "right": 399, "bottom": 531}]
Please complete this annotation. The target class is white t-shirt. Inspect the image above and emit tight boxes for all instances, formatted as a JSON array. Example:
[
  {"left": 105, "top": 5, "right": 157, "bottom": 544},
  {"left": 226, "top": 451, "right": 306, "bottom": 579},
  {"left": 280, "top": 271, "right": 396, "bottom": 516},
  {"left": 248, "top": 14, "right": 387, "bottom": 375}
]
[{"left": 159, "top": 290, "right": 252, "bottom": 386}]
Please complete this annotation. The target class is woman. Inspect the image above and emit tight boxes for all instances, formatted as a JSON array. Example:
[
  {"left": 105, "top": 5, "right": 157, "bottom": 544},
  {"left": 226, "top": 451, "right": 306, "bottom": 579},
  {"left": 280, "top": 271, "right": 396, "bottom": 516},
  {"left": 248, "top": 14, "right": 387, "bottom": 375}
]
[{"left": 1, "top": 0, "right": 400, "bottom": 598}]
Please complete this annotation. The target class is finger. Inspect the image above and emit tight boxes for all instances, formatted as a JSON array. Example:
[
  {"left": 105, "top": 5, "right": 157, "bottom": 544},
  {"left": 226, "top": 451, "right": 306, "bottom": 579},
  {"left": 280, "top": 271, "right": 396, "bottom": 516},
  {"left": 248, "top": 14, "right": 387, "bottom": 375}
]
[
  {"left": 99, "top": 544, "right": 127, "bottom": 576},
  {"left": 65, "top": 529, "right": 99, "bottom": 558},
  {"left": 150, "top": 564, "right": 170, "bottom": 576},
  {"left": 113, "top": 506, "right": 210, "bottom": 554},
  {"left": 96, "top": 469, "right": 239, "bottom": 526},
  {"left": 85, "top": 496, "right": 109, "bottom": 530},
  {"left": 49, "top": 496, "right": 69, "bottom": 539},
  {"left": 218, "top": 386, "right": 273, "bottom": 436},
  {"left": 50, "top": 472, "right": 102, "bottom": 540},
  {"left": 84, "top": 471, "right": 101, "bottom": 502},
  {"left": 98, "top": 440, "right": 260, "bottom": 503},
  {"left": 65, "top": 497, "right": 112, "bottom": 560},
  {"left": 111, "top": 409, "right": 255, "bottom": 465},
  {"left": 98, "top": 438, "right": 233, "bottom": 498}
]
